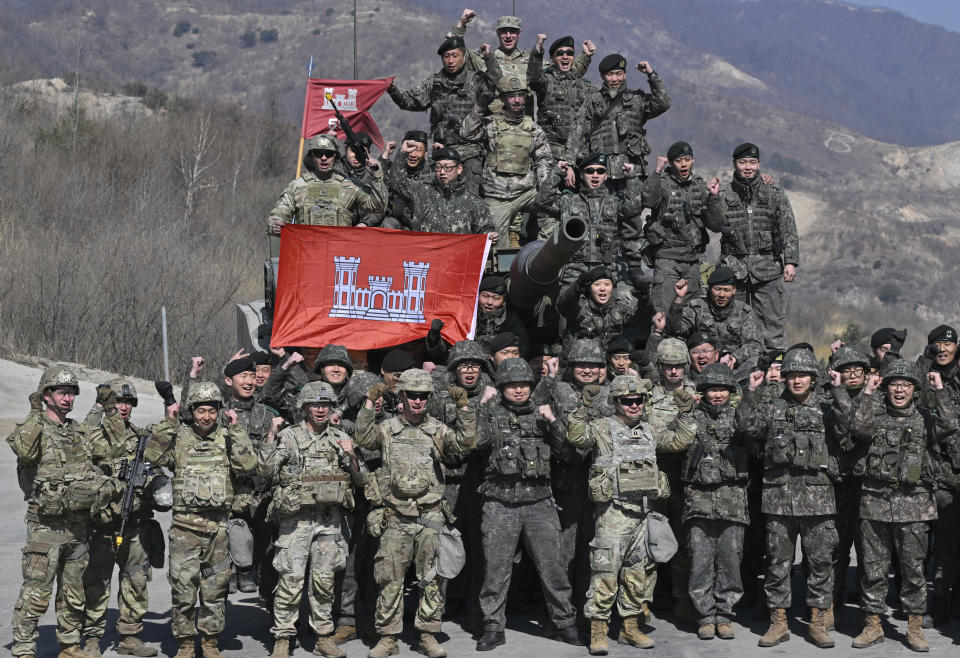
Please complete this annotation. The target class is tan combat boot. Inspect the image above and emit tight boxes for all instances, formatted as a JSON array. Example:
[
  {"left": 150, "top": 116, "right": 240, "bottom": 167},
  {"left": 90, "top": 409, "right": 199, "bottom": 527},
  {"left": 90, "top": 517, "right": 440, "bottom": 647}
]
[
  {"left": 823, "top": 603, "right": 835, "bottom": 632},
  {"left": 329, "top": 625, "right": 357, "bottom": 645},
  {"left": 906, "top": 614, "right": 929, "bottom": 652},
  {"left": 588, "top": 619, "right": 608, "bottom": 655},
  {"left": 367, "top": 635, "right": 399, "bottom": 658},
  {"left": 199, "top": 635, "right": 221, "bottom": 658},
  {"left": 618, "top": 615, "right": 655, "bottom": 649},
  {"left": 172, "top": 637, "right": 195, "bottom": 658},
  {"left": 58, "top": 646, "right": 94, "bottom": 658},
  {"left": 806, "top": 607, "right": 836, "bottom": 648},
  {"left": 313, "top": 634, "right": 346, "bottom": 658},
  {"left": 851, "top": 613, "right": 884, "bottom": 648},
  {"left": 697, "top": 624, "right": 715, "bottom": 640},
  {"left": 757, "top": 608, "right": 790, "bottom": 647},
  {"left": 508, "top": 231, "right": 521, "bottom": 248},
  {"left": 639, "top": 601, "right": 652, "bottom": 624},
  {"left": 269, "top": 638, "right": 290, "bottom": 658},
  {"left": 716, "top": 622, "right": 735, "bottom": 639},
  {"left": 84, "top": 639, "right": 103, "bottom": 658},
  {"left": 417, "top": 632, "right": 446, "bottom": 658},
  {"left": 116, "top": 635, "right": 158, "bottom": 657}
]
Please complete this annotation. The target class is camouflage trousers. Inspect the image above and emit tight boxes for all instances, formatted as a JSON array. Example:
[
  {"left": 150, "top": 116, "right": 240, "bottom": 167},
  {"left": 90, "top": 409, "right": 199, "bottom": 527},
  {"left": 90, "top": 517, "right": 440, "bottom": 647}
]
[
  {"left": 82, "top": 521, "right": 152, "bottom": 639},
  {"left": 484, "top": 188, "right": 537, "bottom": 249},
  {"left": 833, "top": 477, "right": 863, "bottom": 601},
  {"left": 555, "top": 489, "right": 595, "bottom": 623},
  {"left": 859, "top": 519, "right": 929, "bottom": 615},
  {"left": 480, "top": 497, "right": 576, "bottom": 631},
  {"left": 167, "top": 516, "right": 231, "bottom": 639},
  {"left": 686, "top": 519, "right": 745, "bottom": 625},
  {"left": 765, "top": 514, "right": 836, "bottom": 610},
  {"left": 271, "top": 510, "right": 349, "bottom": 638},
  {"left": 11, "top": 517, "right": 89, "bottom": 656},
  {"left": 651, "top": 258, "right": 702, "bottom": 314},
  {"left": 372, "top": 507, "right": 445, "bottom": 636},
  {"left": 735, "top": 276, "right": 786, "bottom": 351},
  {"left": 932, "top": 492, "right": 960, "bottom": 596},
  {"left": 584, "top": 503, "right": 655, "bottom": 622}
]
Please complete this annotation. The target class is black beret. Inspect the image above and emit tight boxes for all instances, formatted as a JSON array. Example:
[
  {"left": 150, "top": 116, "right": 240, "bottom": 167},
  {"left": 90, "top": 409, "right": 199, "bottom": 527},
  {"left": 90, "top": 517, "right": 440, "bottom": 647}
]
[
  {"left": 599, "top": 53, "right": 626, "bottom": 74},
  {"left": 870, "top": 327, "right": 908, "bottom": 350},
  {"left": 549, "top": 36, "right": 575, "bottom": 55},
  {"left": 224, "top": 356, "right": 257, "bottom": 377},
  {"left": 606, "top": 336, "right": 632, "bottom": 355},
  {"left": 667, "top": 141, "right": 693, "bottom": 160},
  {"left": 577, "top": 152, "right": 607, "bottom": 170},
  {"left": 437, "top": 35, "right": 465, "bottom": 55},
  {"left": 403, "top": 130, "right": 429, "bottom": 145},
  {"left": 488, "top": 332, "right": 519, "bottom": 353},
  {"left": 528, "top": 343, "right": 555, "bottom": 358},
  {"left": 479, "top": 275, "right": 506, "bottom": 295},
  {"left": 686, "top": 331, "right": 717, "bottom": 349},
  {"left": 432, "top": 146, "right": 462, "bottom": 163},
  {"left": 757, "top": 349, "right": 785, "bottom": 372},
  {"left": 381, "top": 349, "right": 417, "bottom": 373},
  {"left": 928, "top": 324, "right": 958, "bottom": 344},
  {"left": 707, "top": 266, "right": 737, "bottom": 287},
  {"left": 788, "top": 342, "right": 815, "bottom": 354},
  {"left": 578, "top": 265, "right": 613, "bottom": 287},
  {"left": 732, "top": 142, "right": 760, "bottom": 160},
  {"left": 250, "top": 351, "right": 280, "bottom": 367}
]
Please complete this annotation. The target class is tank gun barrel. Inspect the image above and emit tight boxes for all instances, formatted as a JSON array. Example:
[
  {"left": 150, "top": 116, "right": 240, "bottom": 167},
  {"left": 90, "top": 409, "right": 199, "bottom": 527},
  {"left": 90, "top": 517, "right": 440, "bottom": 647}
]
[{"left": 508, "top": 216, "right": 587, "bottom": 308}]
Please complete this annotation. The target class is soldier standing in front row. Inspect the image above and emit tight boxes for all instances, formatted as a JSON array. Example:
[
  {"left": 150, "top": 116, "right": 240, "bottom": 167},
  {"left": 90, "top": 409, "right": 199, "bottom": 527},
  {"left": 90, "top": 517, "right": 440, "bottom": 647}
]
[{"left": 8, "top": 368, "right": 124, "bottom": 658}]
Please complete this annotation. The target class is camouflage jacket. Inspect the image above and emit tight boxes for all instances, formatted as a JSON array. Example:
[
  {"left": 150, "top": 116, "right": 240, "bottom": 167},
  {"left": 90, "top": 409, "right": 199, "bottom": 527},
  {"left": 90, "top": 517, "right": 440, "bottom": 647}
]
[
  {"left": 258, "top": 363, "right": 310, "bottom": 424},
  {"left": 449, "top": 23, "right": 540, "bottom": 83},
  {"left": 557, "top": 287, "right": 638, "bottom": 354},
  {"left": 737, "top": 387, "right": 840, "bottom": 516},
  {"left": 824, "top": 384, "right": 866, "bottom": 475},
  {"left": 565, "top": 76, "right": 671, "bottom": 180},
  {"left": 641, "top": 167, "right": 710, "bottom": 261},
  {"left": 665, "top": 296, "right": 763, "bottom": 368},
  {"left": 266, "top": 420, "right": 367, "bottom": 489},
  {"left": 220, "top": 391, "right": 276, "bottom": 444},
  {"left": 90, "top": 418, "right": 159, "bottom": 526},
  {"left": 267, "top": 168, "right": 387, "bottom": 231},
  {"left": 918, "top": 358, "right": 960, "bottom": 412},
  {"left": 355, "top": 405, "right": 477, "bottom": 469},
  {"left": 389, "top": 172, "right": 494, "bottom": 234},
  {"left": 526, "top": 48, "right": 595, "bottom": 157},
  {"left": 848, "top": 390, "right": 956, "bottom": 521},
  {"left": 385, "top": 159, "right": 437, "bottom": 224},
  {"left": 427, "top": 374, "right": 491, "bottom": 480},
  {"left": 647, "top": 383, "right": 697, "bottom": 476},
  {"left": 704, "top": 174, "right": 799, "bottom": 283},
  {"left": 474, "top": 306, "right": 530, "bottom": 357},
  {"left": 537, "top": 169, "right": 644, "bottom": 271}
]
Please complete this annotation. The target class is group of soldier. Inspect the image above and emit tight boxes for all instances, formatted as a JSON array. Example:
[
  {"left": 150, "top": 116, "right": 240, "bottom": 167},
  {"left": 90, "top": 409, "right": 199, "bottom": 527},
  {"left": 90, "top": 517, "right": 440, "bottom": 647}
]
[{"left": 8, "top": 6, "right": 960, "bottom": 658}]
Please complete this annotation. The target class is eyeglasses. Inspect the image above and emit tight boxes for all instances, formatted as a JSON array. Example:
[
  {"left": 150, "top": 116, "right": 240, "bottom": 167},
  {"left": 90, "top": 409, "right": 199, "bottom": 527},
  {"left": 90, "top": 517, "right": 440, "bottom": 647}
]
[
  {"left": 403, "top": 391, "right": 430, "bottom": 400},
  {"left": 887, "top": 382, "right": 915, "bottom": 391},
  {"left": 689, "top": 347, "right": 716, "bottom": 356},
  {"left": 554, "top": 49, "right": 575, "bottom": 56},
  {"left": 618, "top": 396, "right": 646, "bottom": 407},
  {"left": 583, "top": 167, "right": 606, "bottom": 174},
  {"left": 457, "top": 363, "right": 482, "bottom": 372},
  {"left": 433, "top": 163, "right": 458, "bottom": 172},
  {"left": 841, "top": 367, "right": 865, "bottom": 377}
]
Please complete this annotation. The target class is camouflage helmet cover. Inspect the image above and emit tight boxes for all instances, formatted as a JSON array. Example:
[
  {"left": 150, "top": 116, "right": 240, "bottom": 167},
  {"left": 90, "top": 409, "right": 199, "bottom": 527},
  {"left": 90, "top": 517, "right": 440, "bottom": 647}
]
[
  {"left": 313, "top": 344, "right": 353, "bottom": 375},
  {"left": 696, "top": 362, "right": 737, "bottom": 392},
  {"left": 832, "top": 346, "right": 870, "bottom": 370},
  {"left": 398, "top": 368, "right": 434, "bottom": 394},
  {"left": 609, "top": 375, "right": 653, "bottom": 397},
  {"left": 305, "top": 133, "right": 339, "bottom": 155},
  {"left": 880, "top": 358, "right": 921, "bottom": 387},
  {"left": 345, "top": 371, "right": 382, "bottom": 409},
  {"left": 497, "top": 76, "right": 529, "bottom": 95},
  {"left": 186, "top": 381, "right": 223, "bottom": 408},
  {"left": 296, "top": 381, "right": 337, "bottom": 409},
  {"left": 567, "top": 338, "right": 606, "bottom": 366},
  {"left": 496, "top": 357, "right": 535, "bottom": 387},
  {"left": 781, "top": 348, "right": 819, "bottom": 376},
  {"left": 37, "top": 367, "right": 79, "bottom": 393},
  {"left": 448, "top": 340, "right": 491, "bottom": 373},
  {"left": 107, "top": 378, "right": 138, "bottom": 405},
  {"left": 656, "top": 338, "right": 690, "bottom": 365}
]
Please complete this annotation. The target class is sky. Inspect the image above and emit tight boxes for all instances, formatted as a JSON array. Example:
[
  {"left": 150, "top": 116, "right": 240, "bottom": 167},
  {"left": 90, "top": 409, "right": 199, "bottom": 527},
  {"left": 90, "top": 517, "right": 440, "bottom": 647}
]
[{"left": 843, "top": 0, "right": 960, "bottom": 33}]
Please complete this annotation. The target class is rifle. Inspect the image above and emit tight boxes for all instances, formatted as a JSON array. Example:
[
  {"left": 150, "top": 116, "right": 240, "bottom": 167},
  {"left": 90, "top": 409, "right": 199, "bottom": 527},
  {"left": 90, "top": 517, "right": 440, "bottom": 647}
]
[
  {"left": 325, "top": 91, "right": 367, "bottom": 164},
  {"left": 115, "top": 434, "right": 151, "bottom": 548}
]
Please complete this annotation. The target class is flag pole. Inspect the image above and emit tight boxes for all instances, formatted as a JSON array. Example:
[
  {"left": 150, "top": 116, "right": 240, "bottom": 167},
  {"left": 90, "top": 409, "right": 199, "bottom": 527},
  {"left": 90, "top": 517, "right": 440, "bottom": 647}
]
[
  {"left": 353, "top": 0, "right": 358, "bottom": 79},
  {"left": 296, "top": 56, "right": 316, "bottom": 178}
]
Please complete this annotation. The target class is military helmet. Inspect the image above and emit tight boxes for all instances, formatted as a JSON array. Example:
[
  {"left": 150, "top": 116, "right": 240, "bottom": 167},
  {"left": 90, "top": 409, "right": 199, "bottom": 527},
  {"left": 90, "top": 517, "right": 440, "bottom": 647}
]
[
  {"left": 37, "top": 367, "right": 79, "bottom": 394},
  {"left": 609, "top": 375, "right": 652, "bottom": 398},
  {"left": 781, "top": 348, "right": 819, "bottom": 376},
  {"left": 106, "top": 378, "right": 138, "bottom": 405},
  {"left": 186, "top": 381, "right": 223, "bottom": 408},
  {"left": 313, "top": 344, "right": 353, "bottom": 375},
  {"left": 832, "top": 346, "right": 870, "bottom": 371},
  {"left": 880, "top": 358, "right": 921, "bottom": 387},
  {"left": 696, "top": 363, "right": 737, "bottom": 392},
  {"left": 448, "top": 340, "right": 491, "bottom": 373},
  {"left": 496, "top": 357, "right": 535, "bottom": 387},
  {"left": 567, "top": 338, "right": 606, "bottom": 366},
  {"left": 656, "top": 338, "right": 690, "bottom": 366},
  {"left": 305, "top": 133, "right": 339, "bottom": 156},
  {"left": 398, "top": 369, "right": 434, "bottom": 394},
  {"left": 296, "top": 381, "right": 337, "bottom": 409},
  {"left": 345, "top": 371, "right": 381, "bottom": 409},
  {"left": 497, "top": 76, "right": 529, "bottom": 95}
]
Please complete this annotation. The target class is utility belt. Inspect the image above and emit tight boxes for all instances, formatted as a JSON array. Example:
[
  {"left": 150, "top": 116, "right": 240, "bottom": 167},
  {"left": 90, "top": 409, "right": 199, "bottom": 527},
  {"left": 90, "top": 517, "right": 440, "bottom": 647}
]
[{"left": 171, "top": 509, "right": 229, "bottom": 533}]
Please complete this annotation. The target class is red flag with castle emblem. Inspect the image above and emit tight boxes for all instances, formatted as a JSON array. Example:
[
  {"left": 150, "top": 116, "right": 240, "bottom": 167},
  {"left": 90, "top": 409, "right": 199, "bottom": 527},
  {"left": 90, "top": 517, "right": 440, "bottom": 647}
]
[
  {"left": 271, "top": 226, "right": 491, "bottom": 350},
  {"left": 301, "top": 77, "right": 394, "bottom": 148}
]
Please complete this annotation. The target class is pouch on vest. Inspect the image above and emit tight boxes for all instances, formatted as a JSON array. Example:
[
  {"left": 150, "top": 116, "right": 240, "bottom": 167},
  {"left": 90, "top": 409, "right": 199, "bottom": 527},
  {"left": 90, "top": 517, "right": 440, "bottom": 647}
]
[
  {"left": 366, "top": 507, "right": 386, "bottom": 539},
  {"left": 697, "top": 454, "right": 722, "bottom": 485},
  {"left": 587, "top": 466, "right": 614, "bottom": 504},
  {"left": 495, "top": 445, "right": 521, "bottom": 476},
  {"left": 899, "top": 447, "right": 923, "bottom": 486},
  {"left": 617, "top": 459, "right": 659, "bottom": 498},
  {"left": 645, "top": 511, "right": 678, "bottom": 563},
  {"left": 65, "top": 476, "right": 109, "bottom": 513},
  {"left": 274, "top": 482, "right": 302, "bottom": 517},
  {"left": 35, "top": 479, "right": 67, "bottom": 516},
  {"left": 391, "top": 470, "right": 430, "bottom": 499},
  {"left": 436, "top": 525, "right": 466, "bottom": 579},
  {"left": 768, "top": 433, "right": 792, "bottom": 466},
  {"left": 520, "top": 444, "right": 550, "bottom": 479}
]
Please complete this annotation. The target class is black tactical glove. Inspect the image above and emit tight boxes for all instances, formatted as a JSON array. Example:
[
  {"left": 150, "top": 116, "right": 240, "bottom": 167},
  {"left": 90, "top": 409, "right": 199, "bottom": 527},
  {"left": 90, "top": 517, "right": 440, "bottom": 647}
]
[
  {"left": 155, "top": 381, "right": 177, "bottom": 408},
  {"left": 448, "top": 385, "right": 469, "bottom": 408},
  {"left": 29, "top": 391, "right": 43, "bottom": 412},
  {"left": 673, "top": 388, "right": 695, "bottom": 413},
  {"left": 582, "top": 384, "right": 602, "bottom": 407},
  {"left": 367, "top": 382, "right": 388, "bottom": 403},
  {"left": 427, "top": 319, "right": 444, "bottom": 345},
  {"left": 478, "top": 90, "right": 495, "bottom": 107}
]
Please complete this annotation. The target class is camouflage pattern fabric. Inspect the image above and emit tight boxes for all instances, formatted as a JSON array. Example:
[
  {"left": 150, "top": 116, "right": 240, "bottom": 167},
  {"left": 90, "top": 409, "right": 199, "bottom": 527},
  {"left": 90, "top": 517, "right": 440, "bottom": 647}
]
[
  {"left": 266, "top": 169, "right": 387, "bottom": 231},
  {"left": 665, "top": 297, "right": 764, "bottom": 367},
  {"left": 526, "top": 48, "right": 595, "bottom": 158},
  {"left": 686, "top": 519, "right": 745, "bottom": 625},
  {"left": 557, "top": 287, "right": 638, "bottom": 354},
  {"left": 641, "top": 167, "right": 710, "bottom": 263},
  {"left": 583, "top": 504, "right": 653, "bottom": 621},
  {"left": 167, "top": 523, "right": 231, "bottom": 639},
  {"left": 859, "top": 520, "right": 930, "bottom": 614},
  {"left": 388, "top": 172, "right": 494, "bottom": 234},
  {"left": 764, "top": 514, "right": 837, "bottom": 609},
  {"left": 83, "top": 524, "right": 152, "bottom": 639}
]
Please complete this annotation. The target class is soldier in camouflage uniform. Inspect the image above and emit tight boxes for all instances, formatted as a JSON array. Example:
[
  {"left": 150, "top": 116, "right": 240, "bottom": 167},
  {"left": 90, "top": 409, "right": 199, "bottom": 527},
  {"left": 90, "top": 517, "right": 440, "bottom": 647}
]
[
  {"left": 678, "top": 364, "right": 752, "bottom": 640},
  {"left": 334, "top": 131, "right": 387, "bottom": 228},
  {"left": 474, "top": 358, "right": 581, "bottom": 651},
  {"left": 386, "top": 33, "right": 500, "bottom": 196},
  {"left": 566, "top": 374, "right": 690, "bottom": 653},
  {"left": 557, "top": 266, "right": 638, "bottom": 354},
  {"left": 704, "top": 143, "right": 799, "bottom": 351},
  {"left": 265, "top": 382, "right": 368, "bottom": 658},
  {"left": 642, "top": 141, "right": 711, "bottom": 312},
  {"left": 537, "top": 153, "right": 644, "bottom": 281},
  {"left": 606, "top": 336, "right": 638, "bottom": 377},
  {"left": 356, "top": 369, "right": 476, "bottom": 658},
  {"left": 82, "top": 379, "right": 160, "bottom": 658},
  {"left": 737, "top": 349, "right": 840, "bottom": 649},
  {"left": 474, "top": 276, "right": 530, "bottom": 357},
  {"left": 846, "top": 360, "right": 956, "bottom": 651},
  {"left": 144, "top": 382, "right": 264, "bottom": 658},
  {"left": 266, "top": 133, "right": 387, "bottom": 234},
  {"left": 383, "top": 130, "right": 433, "bottom": 227},
  {"left": 8, "top": 368, "right": 124, "bottom": 658},
  {"left": 312, "top": 344, "right": 354, "bottom": 419},
  {"left": 665, "top": 267, "right": 764, "bottom": 373},
  {"left": 460, "top": 75, "right": 554, "bottom": 249}
]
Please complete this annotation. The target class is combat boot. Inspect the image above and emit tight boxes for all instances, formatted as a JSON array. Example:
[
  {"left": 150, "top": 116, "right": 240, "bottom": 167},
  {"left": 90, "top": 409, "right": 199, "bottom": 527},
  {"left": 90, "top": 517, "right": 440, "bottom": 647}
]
[
  {"left": 588, "top": 619, "right": 608, "bottom": 655},
  {"left": 475, "top": 630, "right": 505, "bottom": 651},
  {"left": 508, "top": 231, "right": 521, "bottom": 248},
  {"left": 906, "top": 615, "right": 929, "bottom": 652},
  {"left": 806, "top": 608, "right": 835, "bottom": 648},
  {"left": 617, "top": 615, "right": 654, "bottom": 649},
  {"left": 236, "top": 567, "right": 257, "bottom": 593},
  {"left": 757, "top": 608, "right": 790, "bottom": 647},
  {"left": 329, "top": 625, "right": 357, "bottom": 645},
  {"left": 199, "top": 635, "right": 221, "bottom": 658},
  {"left": 823, "top": 603, "right": 835, "bottom": 632},
  {"left": 269, "top": 639, "right": 290, "bottom": 658},
  {"left": 313, "top": 635, "right": 345, "bottom": 658},
  {"left": 697, "top": 624, "right": 715, "bottom": 640},
  {"left": 716, "top": 622, "right": 735, "bottom": 639},
  {"left": 116, "top": 635, "right": 158, "bottom": 657},
  {"left": 417, "top": 632, "right": 446, "bottom": 658},
  {"left": 851, "top": 613, "right": 884, "bottom": 648},
  {"left": 83, "top": 639, "right": 102, "bottom": 658},
  {"left": 59, "top": 646, "right": 95, "bottom": 658},
  {"left": 367, "top": 635, "right": 399, "bottom": 658},
  {"left": 639, "top": 601, "right": 652, "bottom": 624}
]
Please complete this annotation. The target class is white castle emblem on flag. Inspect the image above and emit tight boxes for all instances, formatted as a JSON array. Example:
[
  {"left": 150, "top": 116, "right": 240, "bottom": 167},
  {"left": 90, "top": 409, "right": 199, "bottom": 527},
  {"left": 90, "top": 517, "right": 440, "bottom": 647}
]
[
  {"left": 330, "top": 256, "right": 430, "bottom": 323},
  {"left": 323, "top": 88, "right": 358, "bottom": 112}
]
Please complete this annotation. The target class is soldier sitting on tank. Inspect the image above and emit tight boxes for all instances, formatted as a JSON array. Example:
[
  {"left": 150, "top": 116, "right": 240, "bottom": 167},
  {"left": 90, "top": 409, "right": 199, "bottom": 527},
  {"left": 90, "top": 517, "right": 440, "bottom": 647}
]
[
  {"left": 266, "top": 133, "right": 387, "bottom": 235},
  {"left": 606, "top": 336, "right": 639, "bottom": 378},
  {"left": 332, "top": 131, "right": 386, "bottom": 228},
  {"left": 473, "top": 276, "right": 530, "bottom": 356},
  {"left": 538, "top": 153, "right": 644, "bottom": 283},
  {"left": 382, "top": 130, "right": 432, "bottom": 229},
  {"left": 529, "top": 342, "right": 560, "bottom": 384},
  {"left": 557, "top": 266, "right": 638, "bottom": 354}
]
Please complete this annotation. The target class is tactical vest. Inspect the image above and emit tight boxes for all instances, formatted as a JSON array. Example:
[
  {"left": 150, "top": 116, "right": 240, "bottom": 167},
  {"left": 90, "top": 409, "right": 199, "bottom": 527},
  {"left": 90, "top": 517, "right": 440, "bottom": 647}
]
[
  {"left": 429, "top": 70, "right": 478, "bottom": 147},
  {"left": 487, "top": 115, "right": 535, "bottom": 176},
  {"left": 489, "top": 407, "right": 551, "bottom": 481},
  {"left": 171, "top": 428, "right": 233, "bottom": 513},
  {"left": 32, "top": 421, "right": 106, "bottom": 517},
  {"left": 589, "top": 417, "right": 659, "bottom": 503},
  {"left": 571, "top": 295, "right": 631, "bottom": 346},
  {"left": 682, "top": 408, "right": 749, "bottom": 485},
  {"left": 538, "top": 73, "right": 587, "bottom": 144},
  {"left": 588, "top": 90, "right": 648, "bottom": 157},
  {"left": 378, "top": 417, "right": 445, "bottom": 512},
  {"left": 654, "top": 174, "right": 707, "bottom": 249},
  {"left": 275, "top": 426, "right": 353, "bottom": 517},
  {"left": 718, "top": 182, "right": 776, "bottom": 257},
  {"left": 297, "top": 176, "right": 351, "bottom": 227},
  {"left": 563, "top": 192, "right": 621, "bottom": 267},
  {"left": 853, "top": 410, "right": 930, "bottom": 487},
  {"left": 764, "top": 401, "right": 833, "bottom": 478}
]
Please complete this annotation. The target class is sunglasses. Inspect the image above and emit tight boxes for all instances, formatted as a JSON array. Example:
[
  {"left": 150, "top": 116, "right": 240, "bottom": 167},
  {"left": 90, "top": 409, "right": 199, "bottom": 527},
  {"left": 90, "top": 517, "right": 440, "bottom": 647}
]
[
  {"left": 618, "top": 396, "right": 646, "bottom": 406},
  {"left": 403, "top": 391, "right": 430, "bottom": 401},
  {"left": 583, "top": 167, "right": 606, "bottom": 174},
  {"left": 312, "top": 150, "right": 337, "bottom": 158},
  {"left": 554, "top": 49, "right": 575, "bottom": 56}
]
